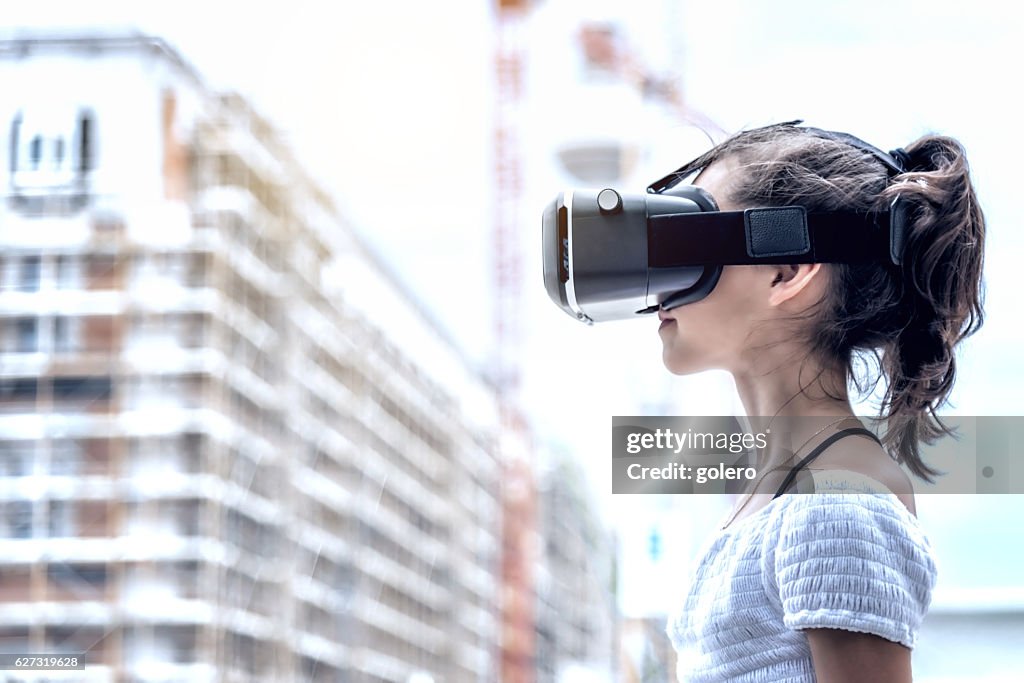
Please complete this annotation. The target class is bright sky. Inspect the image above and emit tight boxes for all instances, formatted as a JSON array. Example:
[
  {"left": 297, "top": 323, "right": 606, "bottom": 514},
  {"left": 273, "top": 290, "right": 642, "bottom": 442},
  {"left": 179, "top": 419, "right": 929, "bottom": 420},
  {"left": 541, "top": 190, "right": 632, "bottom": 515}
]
[{"left": 6, "top": 0, "right": 1019, "bottom": 408}]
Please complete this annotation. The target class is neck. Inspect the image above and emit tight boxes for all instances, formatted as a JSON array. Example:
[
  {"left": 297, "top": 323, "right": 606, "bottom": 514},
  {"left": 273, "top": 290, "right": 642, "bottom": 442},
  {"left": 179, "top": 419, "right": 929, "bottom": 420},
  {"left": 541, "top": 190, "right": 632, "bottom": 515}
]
[{"left": 733, "top": 351, "right": 855, "bottom": 470}]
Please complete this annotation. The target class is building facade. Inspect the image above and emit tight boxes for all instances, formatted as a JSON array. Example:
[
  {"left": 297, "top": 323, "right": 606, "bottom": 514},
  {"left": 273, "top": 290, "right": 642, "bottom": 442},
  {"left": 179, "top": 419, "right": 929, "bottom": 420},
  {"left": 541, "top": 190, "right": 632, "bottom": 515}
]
[
  {"left": 534, "top": 452, "right": 617, "bottom": 683},
  {"left": 0, "top": 34, "right": 502, "bottom": 683}
]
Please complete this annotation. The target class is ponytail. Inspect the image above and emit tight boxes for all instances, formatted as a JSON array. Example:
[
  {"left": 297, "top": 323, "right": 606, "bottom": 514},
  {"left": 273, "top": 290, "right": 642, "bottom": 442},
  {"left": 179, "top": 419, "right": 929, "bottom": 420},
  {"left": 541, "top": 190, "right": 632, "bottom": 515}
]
[{"left": 875, "top": 136, "right": 985, "bottom": 478}]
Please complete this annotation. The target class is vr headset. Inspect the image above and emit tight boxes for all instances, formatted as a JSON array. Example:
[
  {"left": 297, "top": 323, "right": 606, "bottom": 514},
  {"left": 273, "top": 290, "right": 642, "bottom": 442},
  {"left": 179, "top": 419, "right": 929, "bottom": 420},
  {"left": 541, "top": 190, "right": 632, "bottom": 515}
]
[{"left": 541, "top": 125, "right": 911, "bottom": 324}]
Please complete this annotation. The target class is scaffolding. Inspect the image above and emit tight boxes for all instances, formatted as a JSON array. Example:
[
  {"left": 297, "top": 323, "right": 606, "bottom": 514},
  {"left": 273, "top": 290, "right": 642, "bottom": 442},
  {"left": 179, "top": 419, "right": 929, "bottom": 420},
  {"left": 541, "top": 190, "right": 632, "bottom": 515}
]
[{"left": 0, "top": 34, "right": 502, "bottom": 683}]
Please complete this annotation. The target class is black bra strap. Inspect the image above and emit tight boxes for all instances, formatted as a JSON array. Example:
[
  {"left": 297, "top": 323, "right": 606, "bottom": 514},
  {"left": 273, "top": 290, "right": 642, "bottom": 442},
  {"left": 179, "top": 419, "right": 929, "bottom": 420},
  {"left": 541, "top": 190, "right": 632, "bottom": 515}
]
[{"left": 772, "top": 427, "right": 883, "bottom": 499}]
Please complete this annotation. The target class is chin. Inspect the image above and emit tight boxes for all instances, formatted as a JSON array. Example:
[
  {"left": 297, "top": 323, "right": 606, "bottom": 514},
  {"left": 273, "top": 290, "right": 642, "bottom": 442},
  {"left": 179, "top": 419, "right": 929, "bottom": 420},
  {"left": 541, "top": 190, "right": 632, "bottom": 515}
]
[{"left": 662, "top": 348, "right": 710, "bottom": 376}]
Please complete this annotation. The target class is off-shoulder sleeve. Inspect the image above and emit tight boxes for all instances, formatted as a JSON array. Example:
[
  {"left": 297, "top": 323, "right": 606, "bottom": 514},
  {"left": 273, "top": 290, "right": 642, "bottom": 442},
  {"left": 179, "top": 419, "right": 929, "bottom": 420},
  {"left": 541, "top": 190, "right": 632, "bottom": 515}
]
[{"left": 762, "top": 493, "right": 937, "bottom": 648}]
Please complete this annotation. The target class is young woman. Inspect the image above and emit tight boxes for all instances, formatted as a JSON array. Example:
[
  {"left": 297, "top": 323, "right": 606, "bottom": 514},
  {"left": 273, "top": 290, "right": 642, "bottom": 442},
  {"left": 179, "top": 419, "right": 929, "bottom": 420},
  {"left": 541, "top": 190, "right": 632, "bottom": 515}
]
[{"left": 661, "top": 122, "right": 985, "bottom": 682}]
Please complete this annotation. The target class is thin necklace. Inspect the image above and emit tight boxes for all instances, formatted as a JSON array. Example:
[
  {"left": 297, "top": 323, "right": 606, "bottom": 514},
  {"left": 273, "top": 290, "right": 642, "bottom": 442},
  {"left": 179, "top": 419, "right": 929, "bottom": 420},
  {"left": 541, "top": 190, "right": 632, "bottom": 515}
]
[{"left": 720, "top": 415, "right": 858, "bottom": 530}]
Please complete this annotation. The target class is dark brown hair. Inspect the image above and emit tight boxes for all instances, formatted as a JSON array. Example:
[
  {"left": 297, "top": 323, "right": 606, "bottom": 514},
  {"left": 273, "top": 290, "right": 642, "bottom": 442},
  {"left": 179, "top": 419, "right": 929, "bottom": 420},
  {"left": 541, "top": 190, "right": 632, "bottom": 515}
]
[{"left": 672, "top": 121, "right": 985, "bottom": 480}]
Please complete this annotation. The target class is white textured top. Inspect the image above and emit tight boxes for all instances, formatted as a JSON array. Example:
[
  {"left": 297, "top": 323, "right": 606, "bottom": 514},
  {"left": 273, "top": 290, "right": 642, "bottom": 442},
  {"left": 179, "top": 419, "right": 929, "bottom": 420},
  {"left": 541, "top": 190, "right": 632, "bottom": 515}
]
[{"left": 666, "top": 473, "right": 938, "bottom": 683}]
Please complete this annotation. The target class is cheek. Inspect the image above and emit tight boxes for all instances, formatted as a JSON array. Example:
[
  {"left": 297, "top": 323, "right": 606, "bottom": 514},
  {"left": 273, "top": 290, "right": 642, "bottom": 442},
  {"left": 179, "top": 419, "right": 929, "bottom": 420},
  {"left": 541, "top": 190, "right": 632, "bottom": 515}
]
[
  {"left": 676, "top": 286, "right": 747, "bottom": 336},
  {"left": 703, "top": 267, "right": 765, "bottom": 324},
  {"left": 666, "top": 270, "right": 764, "bottom": 352}
]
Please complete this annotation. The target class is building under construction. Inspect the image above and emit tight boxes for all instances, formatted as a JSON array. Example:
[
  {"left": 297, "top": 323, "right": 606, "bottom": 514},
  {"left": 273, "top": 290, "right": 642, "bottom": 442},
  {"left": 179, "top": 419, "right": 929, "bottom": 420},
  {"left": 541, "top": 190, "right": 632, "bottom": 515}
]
[{"left": 0, "top": 33, "right": 505, "bottom": 682}]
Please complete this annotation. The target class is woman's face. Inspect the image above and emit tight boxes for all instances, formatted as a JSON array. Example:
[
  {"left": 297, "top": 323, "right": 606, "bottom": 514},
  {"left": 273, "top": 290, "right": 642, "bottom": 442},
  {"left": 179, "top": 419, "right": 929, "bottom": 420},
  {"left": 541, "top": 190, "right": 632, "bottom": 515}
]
[{"left": 658, "top": 158, "right": 818, "bottom": 375}]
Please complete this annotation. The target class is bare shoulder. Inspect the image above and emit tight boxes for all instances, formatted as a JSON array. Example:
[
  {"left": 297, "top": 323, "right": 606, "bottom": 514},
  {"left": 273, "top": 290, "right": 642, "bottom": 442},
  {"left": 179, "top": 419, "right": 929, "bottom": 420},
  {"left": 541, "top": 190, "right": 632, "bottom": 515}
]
[{"left": 807, "top": 433, "right": 917, "bottom": 516}]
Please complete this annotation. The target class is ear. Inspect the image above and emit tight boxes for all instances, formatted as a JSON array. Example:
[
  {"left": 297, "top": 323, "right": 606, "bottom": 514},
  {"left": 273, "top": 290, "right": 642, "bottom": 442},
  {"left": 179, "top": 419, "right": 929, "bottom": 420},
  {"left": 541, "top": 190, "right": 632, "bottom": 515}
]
[{"left": 767, "top": 263, "right": 824, "bottom": 307}]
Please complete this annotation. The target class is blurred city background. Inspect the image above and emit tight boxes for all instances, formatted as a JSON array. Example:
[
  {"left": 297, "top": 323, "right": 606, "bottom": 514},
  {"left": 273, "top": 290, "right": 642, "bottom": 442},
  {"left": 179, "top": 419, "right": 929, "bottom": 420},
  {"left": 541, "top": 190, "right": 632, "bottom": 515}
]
[{"left": 0, "top": 1, "right": 1021, "bottom": 681}]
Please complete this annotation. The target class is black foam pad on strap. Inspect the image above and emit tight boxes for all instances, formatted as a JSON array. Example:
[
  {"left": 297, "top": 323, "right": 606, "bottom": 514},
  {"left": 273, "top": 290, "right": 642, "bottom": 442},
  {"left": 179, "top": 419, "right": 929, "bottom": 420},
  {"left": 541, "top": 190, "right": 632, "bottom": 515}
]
[
  {"left": 745, "top": 206, "right": 809, "bottom": 258},
  {"left": 648, "top": 208, "right": 891, "bottom": 267}
]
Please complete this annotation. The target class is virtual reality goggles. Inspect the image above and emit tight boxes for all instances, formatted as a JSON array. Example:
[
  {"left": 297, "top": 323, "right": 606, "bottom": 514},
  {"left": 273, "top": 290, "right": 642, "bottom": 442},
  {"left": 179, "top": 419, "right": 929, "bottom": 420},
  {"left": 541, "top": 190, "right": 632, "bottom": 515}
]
[{"left": 541, "top": 126, "right": 911, "bottom": 324}]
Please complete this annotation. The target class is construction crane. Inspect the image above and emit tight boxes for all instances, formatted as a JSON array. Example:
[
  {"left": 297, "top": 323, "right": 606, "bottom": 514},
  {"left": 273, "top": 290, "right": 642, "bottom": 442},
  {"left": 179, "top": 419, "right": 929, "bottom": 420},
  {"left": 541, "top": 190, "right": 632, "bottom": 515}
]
[{"left": 494, "top": 2, "right": 536, "bottom": 682}]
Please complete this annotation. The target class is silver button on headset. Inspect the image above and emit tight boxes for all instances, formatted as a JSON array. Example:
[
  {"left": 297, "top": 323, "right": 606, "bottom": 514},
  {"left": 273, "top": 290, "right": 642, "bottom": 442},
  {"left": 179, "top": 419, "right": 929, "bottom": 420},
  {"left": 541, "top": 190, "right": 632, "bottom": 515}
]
[{"left": 597, "top": 188, "right": 623, "bottom": 214}]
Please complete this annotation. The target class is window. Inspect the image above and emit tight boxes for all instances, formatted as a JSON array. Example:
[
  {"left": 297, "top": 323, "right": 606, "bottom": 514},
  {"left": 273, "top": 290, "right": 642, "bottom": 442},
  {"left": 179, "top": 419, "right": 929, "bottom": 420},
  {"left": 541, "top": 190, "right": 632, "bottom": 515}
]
[
  {"left": 228, "top": 631, "right": 257, "bottom": 673},
  {"left": 8, "top": 114, "right": 21, "bottom": 173},
  {"left": 29, "top": 135, "right": 41, "bottom": 169},
  {"left": 45, "top": 626, "right": 107, "bottom": 661},
  {"left": 171, "top": 561, "right": 200, "bottom": 599},
  {"left": 0, "top": 627, "right": 30, "bottom": 653},
  {"left": 153, "top": 625, "right": 197, "bottom": 664},
  {"left": 56, "top": 255, "right": 82, "bottom": 289},
  {"left": 181, "top": 313, "right": 207, "bottom": 348},
  {"left": 5, "top": 501, "right": 34, "bottom": 538},
  {"left": 15, "top": 317, "right": 37, "bottom": 352},
  {"left": 54, "top": 316, "right": 80, "bottom": 353},
  {"left": 165, "top": 499, "right": 201, "bottom": 537},
  {"left": 52, "top": 376, "right": 112, "bottom": 403},
  {"left": 47, "top": 500, "right": 75, "bottom": 537},
  {"left": 54, "top": 137, "right": 65, "bottom": 169},
  {"left": 0, "top": 378, "right": 37, "bottom": 409},
  {"left": 47, "top": 564, "right": 108, "bottom": 596},
  {"left": 49, "top": 440, "right": 83, "bottom": 476},
  {"left": 18, "top": 256, "right": 41, "bottom": 291},
  {"left": 78, "top": 111, "right": 94, "bottom": 173},
  {"left": 184, "top": 253, "right": 208, "bottom": 288},
  {"left": 0, "top": 442, "right": 34, "bottom": 477}
]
